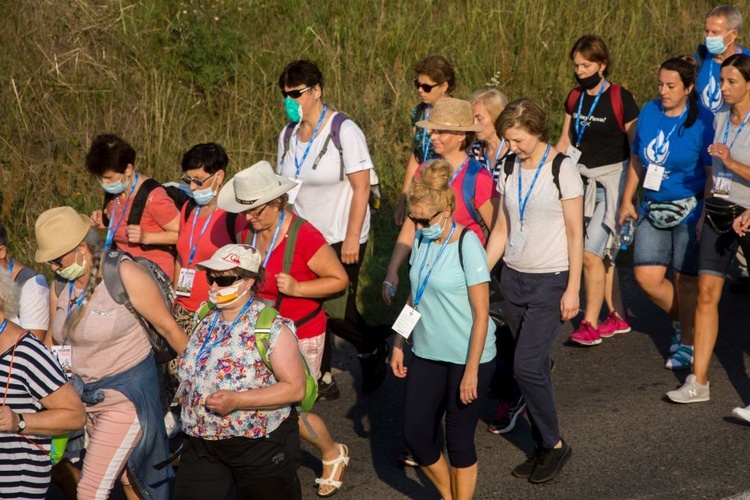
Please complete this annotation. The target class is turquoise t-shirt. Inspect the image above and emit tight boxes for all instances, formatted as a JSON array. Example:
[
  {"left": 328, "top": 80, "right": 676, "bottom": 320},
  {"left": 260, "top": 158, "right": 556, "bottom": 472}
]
[{"left": 408, "top": 228, "right": 496, "bottom": 365}]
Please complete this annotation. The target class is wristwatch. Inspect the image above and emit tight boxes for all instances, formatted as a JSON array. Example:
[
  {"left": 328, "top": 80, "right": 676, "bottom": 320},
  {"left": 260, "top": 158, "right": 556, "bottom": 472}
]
[{"left": 16, "top": 413, "right": 26, "bottom": 433}]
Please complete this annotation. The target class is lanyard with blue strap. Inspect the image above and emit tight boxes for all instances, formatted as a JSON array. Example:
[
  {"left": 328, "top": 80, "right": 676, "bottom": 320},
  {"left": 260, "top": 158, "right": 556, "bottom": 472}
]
[
  {"left": 66, "top": 280, "right": 87, "bottom": 315},
  {"left": 196, "top": 298, "right": 255, "bottom": 364},
  {"left": 651, "top": 104, "right": 688, "bottom": 165},
  {"left": 251, "top": 211, "right": 286, "bottom": 267},
  {"left": 413, "top": 221, "right": 456, "bottom": 310},
  {"left": 7, "top": 259, "right": 13, "bottom": 275},
  {"left": 420, "top": 106, "right": 432, "bottom": 161},
  {"left": 722, "top": 108, "right": 750, "bottom": 151},
  {"left": 518, "top": 144, "right": 551, "bottom": 226},
  {"left": 294, "top": 105, "right": 328, "bottom": 176},
  {"left": 574, "top": 80, "right": 607, "bottom": 147},
  {"left": 104, "top": 173, "right": 139, "bottom": 251},
  {"left": 484, "top": 139, "right": 506, "bottom": 171},
  {"left": 449, "top": 157, "right": 470, "bottom": 186},
  {"left": 187, "top": 207, "right": 216, "bottom": 267}
]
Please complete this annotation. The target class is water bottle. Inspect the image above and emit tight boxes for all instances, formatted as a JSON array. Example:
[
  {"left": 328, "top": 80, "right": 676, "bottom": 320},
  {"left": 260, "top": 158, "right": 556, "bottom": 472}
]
[{"left": 620, "top": 217, "right": 635, "bottom": 251}]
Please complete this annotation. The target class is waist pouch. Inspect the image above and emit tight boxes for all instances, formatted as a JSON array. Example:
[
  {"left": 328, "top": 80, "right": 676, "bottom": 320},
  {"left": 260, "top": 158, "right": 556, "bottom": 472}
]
[
  {"left": 646, "top": 196, "right": 698, "bottom": 228},
  {"left": 704, "top": 197, "right": 746, "bottom": 234}
]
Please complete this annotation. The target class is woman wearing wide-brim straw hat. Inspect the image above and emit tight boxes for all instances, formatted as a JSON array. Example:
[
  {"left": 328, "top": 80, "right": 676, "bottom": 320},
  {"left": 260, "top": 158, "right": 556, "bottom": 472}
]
[
  {"left": 36, "top": 206, "right": 187, "bottom": 499},
  {"left": 218, "top": 161, "right": 352, "bottom": 497},
  {"left": 382, "top": 97, "right": 499, "bottom": 306}
]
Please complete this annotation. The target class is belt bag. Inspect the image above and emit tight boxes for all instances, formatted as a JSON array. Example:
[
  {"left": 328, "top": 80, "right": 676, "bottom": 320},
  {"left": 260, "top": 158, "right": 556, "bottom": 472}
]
[
  {"left": 646, "top": 196, "right": 698, "bottom": 229},
  {"left": 704, "top": 197, "right": 745, "bottom": 234}
]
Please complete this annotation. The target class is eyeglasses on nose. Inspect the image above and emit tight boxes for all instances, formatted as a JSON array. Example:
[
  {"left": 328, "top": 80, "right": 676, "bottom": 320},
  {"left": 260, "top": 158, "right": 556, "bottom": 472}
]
[{"left": 181, "top": 171, "right": 216, "bottom": 187}]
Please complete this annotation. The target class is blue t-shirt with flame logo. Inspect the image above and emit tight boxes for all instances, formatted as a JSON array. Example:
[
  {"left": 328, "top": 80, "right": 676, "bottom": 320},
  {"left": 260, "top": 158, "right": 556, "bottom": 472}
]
[{"left": 696, "top": 44, "right": 750, "bottom": 114}]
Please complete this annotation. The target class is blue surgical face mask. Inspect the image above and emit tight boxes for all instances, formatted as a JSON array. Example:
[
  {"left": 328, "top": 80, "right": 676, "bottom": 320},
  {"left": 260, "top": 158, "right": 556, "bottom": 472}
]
[
  {"left": 420, "top": 215, "right": 445, "bottom": 241},
  {"left": 192, "top": 177, "right": 217, "bottom": 206},
  {"left": 100, "top": 174, "right": 127, "bottom": 195},
  {"left": 284, "top": 97, "right": 302, "bottom": 123},
  {"left": 706, "top": 33, "right": 730, "bottom": 55}
]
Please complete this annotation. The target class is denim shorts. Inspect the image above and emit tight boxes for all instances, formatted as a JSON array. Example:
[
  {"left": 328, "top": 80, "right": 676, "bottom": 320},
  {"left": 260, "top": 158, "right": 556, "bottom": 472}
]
[
  {"left": 633, "top": 217, "right": 700, "bottom": 276},
  {"left": 585, "top": 186, "right": 612, "bottom": 259}
]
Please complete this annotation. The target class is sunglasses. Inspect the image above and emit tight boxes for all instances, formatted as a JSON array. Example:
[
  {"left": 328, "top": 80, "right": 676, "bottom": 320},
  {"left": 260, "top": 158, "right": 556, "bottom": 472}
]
[
  {"left": 281, "top": 86, "right": 312, "bottom": 99},
  {"left": 206, "top": 275, "right": 243, "bottom": 287},
  {"left": 407, "top": 210, "right": 443, "bottom": 227},
  {"left": 47, "top": 257, "right": 64, "bottom": 267},
  {"left": 181, "top": 171, "right": 216, "bottom": 187},
  {"left": 244, "top": 203, "right": 269, "bottom": 218},
  {"left": 413, "top": 79, "right": 441, "bottom": 93}
]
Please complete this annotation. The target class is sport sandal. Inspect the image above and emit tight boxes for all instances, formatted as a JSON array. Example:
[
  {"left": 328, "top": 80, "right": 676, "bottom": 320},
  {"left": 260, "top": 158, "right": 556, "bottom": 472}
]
[{"left": 316, "top": 443, "right": 350, "bottom": 497}]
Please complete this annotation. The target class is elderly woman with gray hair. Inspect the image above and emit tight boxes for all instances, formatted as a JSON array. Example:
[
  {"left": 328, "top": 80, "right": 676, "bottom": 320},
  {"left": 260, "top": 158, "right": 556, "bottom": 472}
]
[{"left": 0, "top": 266, "right": 85, "bottom": 499}]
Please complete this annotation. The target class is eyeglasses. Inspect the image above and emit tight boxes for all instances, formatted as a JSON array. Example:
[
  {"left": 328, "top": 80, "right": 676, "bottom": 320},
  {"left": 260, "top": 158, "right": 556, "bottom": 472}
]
[
  {"left": 206, "top": 275, "right": 243, "bottom": 287},
  {"left": 413, "top": 79, "right": 441, "bottom": 93},
  {"left": 244, "top": 203, "right": 269, "bottom": 218},
  {"left": 281, "top": 86, "right": 312, "bottom": 99},
  {"left": 47, "top": 257, "right": 64, "bottom": 267},
  {"left": 181, "top": 171, "right": 216, "bottom": 187},
  {"left": 407, "top": 210, "right": 443, "bottom": 227}
]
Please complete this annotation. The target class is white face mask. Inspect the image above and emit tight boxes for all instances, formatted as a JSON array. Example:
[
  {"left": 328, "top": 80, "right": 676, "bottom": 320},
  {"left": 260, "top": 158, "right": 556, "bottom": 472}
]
[{"left": 209, "top": 282, "right": 249, "bottom": 308}]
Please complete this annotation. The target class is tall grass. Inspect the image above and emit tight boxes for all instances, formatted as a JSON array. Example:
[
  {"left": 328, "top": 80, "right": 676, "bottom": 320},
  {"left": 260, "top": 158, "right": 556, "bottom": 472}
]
[{"left": 0, "top": 0, "right": 743, "bottom": 321}]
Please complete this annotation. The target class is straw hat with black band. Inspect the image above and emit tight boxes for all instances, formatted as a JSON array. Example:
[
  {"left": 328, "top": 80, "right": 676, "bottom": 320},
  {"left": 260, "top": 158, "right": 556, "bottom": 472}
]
[
  {"left": 415, "top": 97, "right": 484, "bottom": 132},
  {"left": 34, "top": 207, "right": 92, "bottom": 263},
  {"left": 217, "top": 160, "right": 297, "bottom": 213}
]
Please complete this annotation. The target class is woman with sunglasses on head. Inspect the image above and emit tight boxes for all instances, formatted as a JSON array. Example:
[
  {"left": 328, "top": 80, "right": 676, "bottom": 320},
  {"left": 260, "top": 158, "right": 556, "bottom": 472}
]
[
  {"left": 219, "top": 161, "right": 351, "bottom": 497},
  {"left": 87, "top": 134, "right": 180, "bottom": 279},
  {"left": 469, "top": 87, "right": 511, "bottom": 183},
  {"left": 667, "top": 54, "right": 750, "bottom": 406},
  {"left": 394, "top": 54, "right": 456, "bottom": 226},
  {"left": 276, "top": 59, "right": 388, "bottom": 397},
  {"left": 173, "top": 244, "right": 306, "bottom": 500},
  {"left": 484, "top": 98, "right": 583, "bottom": 484},
  {"left": 390, "top": 159, "right": 495, "bottom": 499},
  {"left": 36, "top": 207, "right": 188, "bottom": 499},
  {"left": 556, "top": 35, "right": 640, "bottom": 347},
  {"left": 0, "top": 269, "right": 85, "bottom": 499},
  {"left": 619, "top": 56, "right": 714, "bottom": 374}
]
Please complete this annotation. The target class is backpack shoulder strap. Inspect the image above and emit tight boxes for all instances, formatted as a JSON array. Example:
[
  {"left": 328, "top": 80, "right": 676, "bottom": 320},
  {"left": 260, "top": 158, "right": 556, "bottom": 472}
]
[
  {"left": 101, "top": 250, "right": 131, "bottom": 306},
  {"left": 127, "top": 178, "right": 161, "bottom": 226},
  {"left": 462, "top": 159, "right": 483, "bottom": 227},
  {"left": 609, "top": 83, "right": 625, "bottom": 133},
  {"left": 551, "top": 153, "right": 568, "bottom": 200},
  {"left": 457, "top": 227, "right": 469, "bottom": 272},
  {"left": 566, "top": 87, "right": 584, "bottom": 115},
  {"left": 13, "top": 267, "right": 39, "bottom": 288},
  {"left": 225, "top": 212, "right": 239, "bottom": 243},
  {"left": 253, "top": 305, "right": 281, "bottom": 371},
  {"left": 502, "top": 153, "right": 518, "bottom": 186},
  {"left": 312, "top": 112, "right": 350, "bottom": 181},
  {"left": 280, "top": 123, "right": 296, "bottom": 164},
  {"left": 182, "top": 198, "right": 198, "bottom": 223},
  {"left": 274, "top": 215, "right": 306, "bottom": 310},
  {"left": 53, "top": 276, "right": 67, "bottom": 297}
]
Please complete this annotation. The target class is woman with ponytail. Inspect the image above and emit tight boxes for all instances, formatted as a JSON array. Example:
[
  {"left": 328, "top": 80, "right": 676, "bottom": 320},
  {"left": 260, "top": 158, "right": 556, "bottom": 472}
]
[
  {"left": 36, "top": 207, "right": 187, "bottom": 499},
  {"left": 390, "top": 160, "right": 495, "bottom": 499},
  {"left": 619, "top": 56, "right": 714, "bottom": 372}
]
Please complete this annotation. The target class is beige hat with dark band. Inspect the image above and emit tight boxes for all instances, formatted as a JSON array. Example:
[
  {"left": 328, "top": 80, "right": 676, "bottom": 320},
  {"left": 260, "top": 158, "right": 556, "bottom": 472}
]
[
  {"left": 34, "top": 206, "right": 91, "bottom": 263},
  {"left": 218, "top": 160, "right": 297, "bottom": 213},
  {"left": 415, "top": 97, "right": 484, "bottom": 132}
]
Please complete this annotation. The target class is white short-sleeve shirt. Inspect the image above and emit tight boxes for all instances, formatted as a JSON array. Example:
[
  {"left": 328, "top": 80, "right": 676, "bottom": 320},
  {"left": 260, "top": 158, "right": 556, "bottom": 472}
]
[
  {"left": 10, "top": 273, "right": 49, "bottom": 332},
  {"left": 276, "top": 111, "right": 373, "bottom": 245}
]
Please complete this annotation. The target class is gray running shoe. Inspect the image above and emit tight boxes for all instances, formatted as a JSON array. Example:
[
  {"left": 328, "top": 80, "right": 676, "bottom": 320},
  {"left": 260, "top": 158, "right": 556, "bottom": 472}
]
[{"left": 666, "top": 374, "right": 710, "bottom": 403}]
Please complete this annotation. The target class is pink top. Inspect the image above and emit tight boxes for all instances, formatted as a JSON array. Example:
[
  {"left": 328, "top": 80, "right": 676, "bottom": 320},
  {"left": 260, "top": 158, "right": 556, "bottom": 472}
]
[
  {"left": 50, "top": 281, "right": 151, "bottom": 383},
  {"left": 105, "top": 182, "right": 179, "bottom": 278}
]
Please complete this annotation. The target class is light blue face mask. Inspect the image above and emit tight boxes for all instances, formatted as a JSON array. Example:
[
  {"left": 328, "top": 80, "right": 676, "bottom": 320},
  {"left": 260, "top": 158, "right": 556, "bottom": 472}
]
[
  {"left": 420, "top": 215, "right": 445, "bottom": 241},
  {"left": 706, "top": 33, "right": 730, "bottom": 55},
  {"left": 192, "top": 178, "right": 217, "bottom": 205},
  {"left": 284, "top": 97, "right": 302, "bottom": 123},
  {"left": 100, "top": 174, "right": 127, "bottom": 195}
]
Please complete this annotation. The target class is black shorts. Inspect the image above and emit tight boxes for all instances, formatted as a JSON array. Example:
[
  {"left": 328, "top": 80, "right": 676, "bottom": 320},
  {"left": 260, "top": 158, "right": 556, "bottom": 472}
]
[{"left": 698, "top": 221, "right": 750, "bottom": 277}]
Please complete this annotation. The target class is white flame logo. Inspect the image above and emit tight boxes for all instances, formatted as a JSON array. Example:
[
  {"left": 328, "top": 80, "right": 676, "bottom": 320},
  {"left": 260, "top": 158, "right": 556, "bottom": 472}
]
[
  {"left": 645, "top": 130, "right": 670, "bottom": 165},
  {"left": 702, "top": 76, "right": 723, "bottom": 112}
]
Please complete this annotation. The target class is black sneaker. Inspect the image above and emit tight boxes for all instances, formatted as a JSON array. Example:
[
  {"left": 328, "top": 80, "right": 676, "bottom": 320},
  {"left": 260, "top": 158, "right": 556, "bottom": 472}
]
[
  {"left": 359, "top": 342, "right": 389, "bottom": 394},
  {"left": 511, "top": 450, "right": 539, "bottom": 479},
  {"left": 528, "top": 439, "right": 572, "bottom": 484},
  {"left": 316, "top": 377, "right": 340, "bottom": 402}
]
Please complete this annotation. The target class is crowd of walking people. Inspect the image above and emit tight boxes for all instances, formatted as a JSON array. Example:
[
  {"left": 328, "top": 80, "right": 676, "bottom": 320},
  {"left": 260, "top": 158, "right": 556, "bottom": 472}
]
[{"left": 1, "top": 4, "right": 750, "bottom": 499}]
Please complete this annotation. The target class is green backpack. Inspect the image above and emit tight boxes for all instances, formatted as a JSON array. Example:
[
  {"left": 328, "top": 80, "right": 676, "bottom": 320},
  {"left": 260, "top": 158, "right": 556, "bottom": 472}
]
[{"left": 195, "top": 303, "right": 318, "bottom": 413}]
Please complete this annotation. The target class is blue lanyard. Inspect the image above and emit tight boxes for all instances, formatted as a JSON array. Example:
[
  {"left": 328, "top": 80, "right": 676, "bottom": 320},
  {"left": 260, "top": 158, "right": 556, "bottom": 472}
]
[
  {"left": 187, "top": 207, "right": 216, "bottom": 267},
  {"left": 518, "top": 144, "right": 551, "bottom": 223},
  {"left": 449, "top": 158, "right": 470, "bottom": 186},
  {"left": 483, "top": 139, "right": 505, "bottom": 171},
  {"left": 420, "top": 105, "right": 432, "bottom": 161},
  {"left": 294, "top": 105, "right": 328, "bottom": 176},
  {"left": 652, "top": 104, "right": 688, "bottom": 164},
  {"left": 574, "top": 80, "right": 607, "bottom": 147},
  {"left": 251, "top": 211, "right": 286, "bottom": 268},
  {"left": 66, "top": 281, "right": 87, "bottom": 315},
  {"left": 413, "top": 222, "right": 456, "bottom": 309},
  {"left": 7, "top": 259, "right": 13, "bottom": 275},
  {"left": 0, "top": 319, "right": 7, "bottom": 336},
  {"left": 104, "top": 173, "right": 139, "bottom": 251},
  {"left": 196, "top": 298, "right": 255, "bottom": 364},
  {"left": 722, "top": 109, "right": 750, "bottom": 151}
]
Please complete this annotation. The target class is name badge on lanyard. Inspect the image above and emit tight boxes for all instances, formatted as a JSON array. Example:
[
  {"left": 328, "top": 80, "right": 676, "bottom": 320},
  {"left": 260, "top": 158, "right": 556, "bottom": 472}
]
[
  {"left": 714, "top": 171, "right": 733, "bottom": 198},
  {"left": 176, "top": 268, "right": 196, "bottom": 297},
  {"left": 51, "top": 345, "right": 73, "bottom": 375},
  {"left": 392, "top": 304, "right": 421, "bottom": 339},
  {"left": 643, "top": 164, "right": 665, "bottom": 192}
]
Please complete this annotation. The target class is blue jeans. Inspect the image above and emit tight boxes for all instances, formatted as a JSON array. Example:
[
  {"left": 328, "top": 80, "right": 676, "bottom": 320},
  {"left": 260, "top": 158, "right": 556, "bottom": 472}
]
[{"left": 633, "top": 218, "right": 700, "bottom": 276}]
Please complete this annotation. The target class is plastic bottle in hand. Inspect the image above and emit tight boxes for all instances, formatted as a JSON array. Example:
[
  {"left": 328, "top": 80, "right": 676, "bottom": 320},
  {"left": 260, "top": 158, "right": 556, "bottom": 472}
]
[{"left": 620, "top": 217, "right": 635, "bottom": 251}]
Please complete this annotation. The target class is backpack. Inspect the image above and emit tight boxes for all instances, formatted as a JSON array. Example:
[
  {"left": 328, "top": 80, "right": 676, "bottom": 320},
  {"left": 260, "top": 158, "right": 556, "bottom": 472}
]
[
  {"left": 280, "top": 112, "right": 382, "bottom": 210},
  {"left": 180, "top": 200, "right": 242, "bottom": 245},
  {"left": 566, "top": 83, "right": 625, "bottom": 133},
  {"left": 13, "top": 266, "right": 42, "bottom": 288},
  {"left": 461, "top": 159, "right": 488, "bottom": 238},
  {"left": 502, "top": 152, "right": 568, "bottom": 200},
  {"left": 195, "top": 302, "right": 318, "bottom": 412},
  {"left": 53, "top": 251, "right": 178, "bottom": 364}
]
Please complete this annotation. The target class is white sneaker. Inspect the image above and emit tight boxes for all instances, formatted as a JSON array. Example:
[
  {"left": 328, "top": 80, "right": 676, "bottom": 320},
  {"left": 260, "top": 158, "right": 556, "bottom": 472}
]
[
  {"left": 731, "top": 405, "right": 750, "bottom": 423},
  {"left": 666, "top": 374, "right": 710, "bottom": 404}
]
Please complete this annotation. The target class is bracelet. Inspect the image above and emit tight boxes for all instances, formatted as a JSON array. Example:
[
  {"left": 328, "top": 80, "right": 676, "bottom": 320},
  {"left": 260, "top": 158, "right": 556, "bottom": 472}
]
[{"left": 382, "top": 281, "right": 394, "bottom": 288}]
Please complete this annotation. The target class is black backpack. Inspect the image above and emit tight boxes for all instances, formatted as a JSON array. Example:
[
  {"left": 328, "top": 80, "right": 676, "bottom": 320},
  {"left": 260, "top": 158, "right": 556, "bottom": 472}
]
[{"left": 502, "top": 152, "right": 568, "bottom": 200}]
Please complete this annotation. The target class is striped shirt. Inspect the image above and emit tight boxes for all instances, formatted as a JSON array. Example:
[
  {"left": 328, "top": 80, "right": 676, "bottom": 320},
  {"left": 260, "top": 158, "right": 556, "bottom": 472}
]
[{"left": 0, "top": 333, "right": 67, "bottom": 499}]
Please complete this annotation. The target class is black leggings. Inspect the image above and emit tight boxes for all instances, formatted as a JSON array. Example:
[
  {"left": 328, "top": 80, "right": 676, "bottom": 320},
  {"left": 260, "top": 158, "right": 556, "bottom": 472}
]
[{"left": 403, "top": 355, "right": 494, "bottom": 468}]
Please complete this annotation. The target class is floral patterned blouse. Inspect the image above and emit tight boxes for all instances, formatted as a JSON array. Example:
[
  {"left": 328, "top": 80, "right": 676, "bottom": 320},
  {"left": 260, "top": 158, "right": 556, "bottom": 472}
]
[{"left": 178, "top": 300, "right": 291, "bottom": 440}]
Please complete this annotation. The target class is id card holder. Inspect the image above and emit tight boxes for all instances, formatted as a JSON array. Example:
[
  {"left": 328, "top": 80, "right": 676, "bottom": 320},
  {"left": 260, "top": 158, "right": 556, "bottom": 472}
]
[
  {"left": 392, "top": 304, "right": 422, "bottom": 340},
  {"left": 713, "top": 172, "right": 733, "bottom": 198},
  {"left": 566, "top": 145, "right": 582, "bottom": 165},
  {"left": 287, "top": 178, "right": 304, "bottom": 205},
  {"left": 172, "top": 380, "right": 188, "bottom": 407},
  {"left": 643, "top": 164, "right": 665, "bottom": 192},
  {"left": 51, "top": 345, "right": 72, "bottom": 375},
  {"left": 176, "top": 268, "right": 196, "bottom": 297},
  {"left": 509, "top": 225, "right": 527, "bottom": 252}
]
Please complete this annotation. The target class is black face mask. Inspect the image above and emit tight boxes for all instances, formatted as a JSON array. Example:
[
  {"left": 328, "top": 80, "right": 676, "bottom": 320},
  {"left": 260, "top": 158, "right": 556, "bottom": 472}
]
[{"left": 575, "top": 72, "right": 602, "bottom": 90}]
